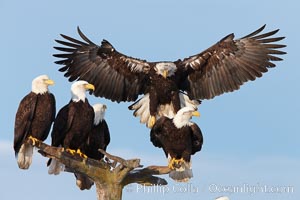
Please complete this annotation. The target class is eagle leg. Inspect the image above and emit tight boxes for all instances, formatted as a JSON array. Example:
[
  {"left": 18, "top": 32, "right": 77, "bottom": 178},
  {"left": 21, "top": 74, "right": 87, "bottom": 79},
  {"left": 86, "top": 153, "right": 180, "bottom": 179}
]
[
  {"left": 28, "top": 136, "right": 40, "bottom": 146},
  {"left": 148, "top": 115, "right": 156, "bottom": 128},
  {"left": 168, "top": 157, "right": 184, "bottom": 170},
  {"left": 174, "top": 158, "right": 184, "bottom": 166},
  {"left": 168, "top": 157, "right": 176, "bottom": 170}
]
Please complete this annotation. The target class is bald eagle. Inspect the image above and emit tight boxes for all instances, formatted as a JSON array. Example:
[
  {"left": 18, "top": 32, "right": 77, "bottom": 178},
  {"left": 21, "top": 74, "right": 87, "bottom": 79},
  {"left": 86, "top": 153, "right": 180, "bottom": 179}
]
[
  {"left": 53, "top": 25, "right": 285, "bottom": 127},
  {"left": 75, "top": 103, "right": 110, "bottom": 190},
  {"left": 14, "top": 75, "right": 55, "bottom": 169},
  {"left": 150, "top": 107, "right": 203, "bottom": 182},
  {"left": 48, "top": 80, "right": 95, "bottom": 175}
]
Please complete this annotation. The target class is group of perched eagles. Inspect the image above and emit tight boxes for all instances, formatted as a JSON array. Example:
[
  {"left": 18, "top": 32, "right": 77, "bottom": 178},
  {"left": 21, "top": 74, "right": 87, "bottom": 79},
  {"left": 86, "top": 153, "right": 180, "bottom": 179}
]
[{"left": 13, "top": 25, "right": 286, "bottom": 188}]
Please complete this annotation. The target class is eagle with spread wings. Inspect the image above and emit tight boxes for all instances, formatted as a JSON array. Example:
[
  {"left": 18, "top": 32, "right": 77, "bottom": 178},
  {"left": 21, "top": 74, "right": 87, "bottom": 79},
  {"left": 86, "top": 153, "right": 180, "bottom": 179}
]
[{"left": 54, "top": 25, "right": 286, "bottom": 127}]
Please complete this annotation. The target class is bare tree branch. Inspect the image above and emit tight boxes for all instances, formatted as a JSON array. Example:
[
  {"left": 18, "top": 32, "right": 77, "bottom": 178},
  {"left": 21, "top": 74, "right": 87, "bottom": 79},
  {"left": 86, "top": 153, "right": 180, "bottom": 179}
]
[{"left": 27, "top": 138, "right": 170, "bottom": 200}]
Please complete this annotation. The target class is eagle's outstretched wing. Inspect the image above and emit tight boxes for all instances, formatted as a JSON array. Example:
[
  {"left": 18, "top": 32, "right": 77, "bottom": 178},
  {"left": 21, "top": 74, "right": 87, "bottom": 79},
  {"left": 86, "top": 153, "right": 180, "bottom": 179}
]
[
  {"left": 54, "top": 27, "right": 151, "bottom": 102},
  {"left": 179, "top": 25, "right": 286, "bottom": 100}
]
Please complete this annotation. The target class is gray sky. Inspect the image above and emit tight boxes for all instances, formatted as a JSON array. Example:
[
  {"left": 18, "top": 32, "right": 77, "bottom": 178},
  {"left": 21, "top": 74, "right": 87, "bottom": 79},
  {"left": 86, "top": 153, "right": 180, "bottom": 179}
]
[{"left": 1, "top": 0, "right": 299, "bottom": 200}]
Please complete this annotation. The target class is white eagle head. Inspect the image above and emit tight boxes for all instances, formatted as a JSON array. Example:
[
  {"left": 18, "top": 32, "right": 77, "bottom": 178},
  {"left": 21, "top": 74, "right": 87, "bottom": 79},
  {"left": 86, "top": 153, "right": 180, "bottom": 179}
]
[
  {"left": 71, "top": 80, "right": 95, "bottom": 102},
  {"left": 154, "top": 62, "right": 177, "bottom": 78},
  {"left": 31, "top": 74, "right": 54, "bottom": 94},
  {"left": 92, "top": 103, "right": 107, "bottom": 125},
  {"left": 173, "top": 106, "right": 200, "bottom": 129}
]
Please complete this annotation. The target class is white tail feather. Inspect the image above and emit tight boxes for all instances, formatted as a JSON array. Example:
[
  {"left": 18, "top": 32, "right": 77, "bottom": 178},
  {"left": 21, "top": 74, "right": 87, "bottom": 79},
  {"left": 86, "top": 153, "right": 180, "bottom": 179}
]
[
  {"left": 48, "top": 159, "right": 65, "bottom": 175},
  {"left": 129, "top": 93, "right": 199, "bottom": 128},
  {"left": 17, "top": 144, "right": 33, "bottom": 169}
]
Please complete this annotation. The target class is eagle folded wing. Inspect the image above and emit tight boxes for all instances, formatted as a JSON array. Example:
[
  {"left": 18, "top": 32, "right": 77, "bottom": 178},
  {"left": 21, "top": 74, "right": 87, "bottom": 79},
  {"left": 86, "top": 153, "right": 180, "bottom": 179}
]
[
  {"left": 14, "top": 94, "right": 37, "bottom": 154},
  {"left": 50, "top": 104, "right": 70, "bottom": 147},
  {"left": 190, "top": 123, "right": 203, "bottom": 154},
  {"left": 150, "top": 116, "right": 169, "bottom": 148}
]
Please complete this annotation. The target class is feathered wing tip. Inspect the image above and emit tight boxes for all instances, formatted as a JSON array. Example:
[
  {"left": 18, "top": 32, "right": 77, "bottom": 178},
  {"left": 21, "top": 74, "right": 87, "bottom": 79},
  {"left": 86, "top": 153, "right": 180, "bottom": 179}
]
[
  {"left": 128, "top": 93, "right": 200, "bottom": 128},
  {"left": 17, "top": 143, "right": 33, "bottom": 170},
  {"left": 75, "top": 173, "right": 94, "bottom": 190},
  {"left": 128, "top": 93, "right": 151, "bottom": 126},
  {"left": 48, "top": 158, "right": 65, "bottom": 175}
]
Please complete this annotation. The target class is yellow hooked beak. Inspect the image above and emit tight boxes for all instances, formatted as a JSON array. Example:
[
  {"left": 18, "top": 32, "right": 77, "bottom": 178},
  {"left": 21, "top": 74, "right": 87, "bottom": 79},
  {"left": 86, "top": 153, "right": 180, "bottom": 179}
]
[
  {"left": 84, "top": 83, "right": 95, "bottom": 91},
  {"left": 44, "top": 79, "right": 55, "bottom": 86},
  {"left": 162, "top": 70, "right": 168, "bottom": 79},
  {"left": 192, "top": 111, "right": 200, "bottom": 117}
]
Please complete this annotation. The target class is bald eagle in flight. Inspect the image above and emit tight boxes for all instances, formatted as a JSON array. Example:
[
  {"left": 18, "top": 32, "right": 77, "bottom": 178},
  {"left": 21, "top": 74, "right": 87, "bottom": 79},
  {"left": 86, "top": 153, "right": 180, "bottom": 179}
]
[
  {"left": 53, "top": 25, "right": 285, "bottom": 127},
  {"left": 48, "top": 80, "right": 95, "bottom": 175},
  {"left": 150, "top": 107, "right": 203, "bottom": 182},
  {"left": 75, "top": 103, "right": 110, "bottom": 190},
  {"left": 14, "top": 75, "right": 55, "bottom": 169}
]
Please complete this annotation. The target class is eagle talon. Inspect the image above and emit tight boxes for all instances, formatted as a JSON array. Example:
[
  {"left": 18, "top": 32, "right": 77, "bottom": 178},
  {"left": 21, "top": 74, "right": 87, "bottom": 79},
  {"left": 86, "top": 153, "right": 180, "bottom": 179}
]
[
  {"left": 28, "top": 136, "right": 39, "bottom": 146},
  {"left": 76, "top": 149, "right": 88, "bottom": 159},
  {"left": 168, "top": 158, "right": 185, "bottom": 169},
  {"left": 168, "top": 157, "right": 176, "bottom": 170},
  {"left": 148, "top": 116, "right": 156, "bottom": 128},
  {"left": 175, "top": 158, "right": 184, "bottom": 165},
  {"left": 66, "top": 148, "right": 76, "bottom": 155}
]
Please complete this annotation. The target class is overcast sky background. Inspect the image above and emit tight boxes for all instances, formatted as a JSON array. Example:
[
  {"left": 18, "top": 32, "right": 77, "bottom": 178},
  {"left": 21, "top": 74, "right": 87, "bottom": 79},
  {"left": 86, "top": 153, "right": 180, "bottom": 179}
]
[{"left": 1, "top": 0, "right": 299, "bottom": 200}]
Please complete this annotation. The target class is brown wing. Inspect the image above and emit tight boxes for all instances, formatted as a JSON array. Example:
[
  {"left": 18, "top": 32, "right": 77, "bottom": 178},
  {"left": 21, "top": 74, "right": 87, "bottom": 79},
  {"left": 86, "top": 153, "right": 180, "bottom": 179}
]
[
  {"left": 14, "top": 92, "right": 38, "bottom": 154},
  {"left": 54, "top": 27, "right": 151, "bottom": 102},
  {"left": 50, "top": 104, "right": 71, "bottom": 147},
  {"left": 101, "top": 120, "right": 110, "bottom": 150},
  {"left": 150, "top": 116, "right": 170, "bottom": 149},
  {"left": 189, "top": 123, "right": 203, "bottom": 155},
  {"left": 179, "top": 25, "right": 286, "bottom": 100}
]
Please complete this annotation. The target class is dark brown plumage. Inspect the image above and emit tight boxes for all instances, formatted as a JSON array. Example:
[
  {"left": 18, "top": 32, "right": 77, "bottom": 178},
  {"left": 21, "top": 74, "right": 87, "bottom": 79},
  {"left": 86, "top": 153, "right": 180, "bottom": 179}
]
[
  {"left": 151, "top": 118, "right": 203, "bottom": 161},
  {"left": 150, "top": 107, "right": 203, "bottom": 182},
  {"left": 14, "top": 75, "right": 56, "bottom": 169},
  {"left": 75, "top": 103, "right": 110, "bottom": 190},
  {"left": 179, "top": 25, "right": 286, "bottom": 99},
  {"left": 50, "top": 100, "right": 94, "bottom": 150},
  {"left": 48, "top": 81, "right": 94, "bottom": 175},
  {"left": 53, "top": 25, "right": 286, "bottom": 127},
  {"left": 82, "top": 119, "right": 110, "bottom": 160}
]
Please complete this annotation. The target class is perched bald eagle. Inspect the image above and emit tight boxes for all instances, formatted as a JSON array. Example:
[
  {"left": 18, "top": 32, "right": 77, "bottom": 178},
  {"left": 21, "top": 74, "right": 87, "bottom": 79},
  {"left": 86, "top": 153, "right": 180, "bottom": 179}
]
[
  {"left": 14, "top": 75, "right": 55, "bottom": 169},
  {"left": 75, "top": 103, "right": 110, "bottom": 190},
  {"left": 48, "top": 80, "right": 95, "bottom": 175},
  {"left": 150, "top": 107, "right": 203, "bottom": 182},
  {"left": 53, "top": 25, "right": 285, "bottom": 127}
]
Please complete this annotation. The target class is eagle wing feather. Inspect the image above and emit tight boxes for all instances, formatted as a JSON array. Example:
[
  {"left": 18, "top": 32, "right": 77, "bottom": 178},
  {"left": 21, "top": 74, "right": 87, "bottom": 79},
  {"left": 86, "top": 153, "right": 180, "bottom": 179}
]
[
  {"left": 14, "top": 93, "right": 38, "bottom": 154},
  {"left": 189, "top": 123, "right": 203, "bottom": 155},
  {"left": 54, "top": 27, "right": 151, "bottom": 102},
  {"left": 179, "top": 25, "right": 286, "bottom": 100},
  {"left": 150, "top": 116, "right": 169, "bottom": 148},
  {"left": 50, "top": 104, "right": 70, "bottom": 147}
]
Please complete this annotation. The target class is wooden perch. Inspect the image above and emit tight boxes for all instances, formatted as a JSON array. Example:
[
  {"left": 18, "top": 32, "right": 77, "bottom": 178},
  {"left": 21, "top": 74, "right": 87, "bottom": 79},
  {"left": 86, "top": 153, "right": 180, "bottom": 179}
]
[{"left": 27, "top": 138, "right": 170, "bottom": 200}]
